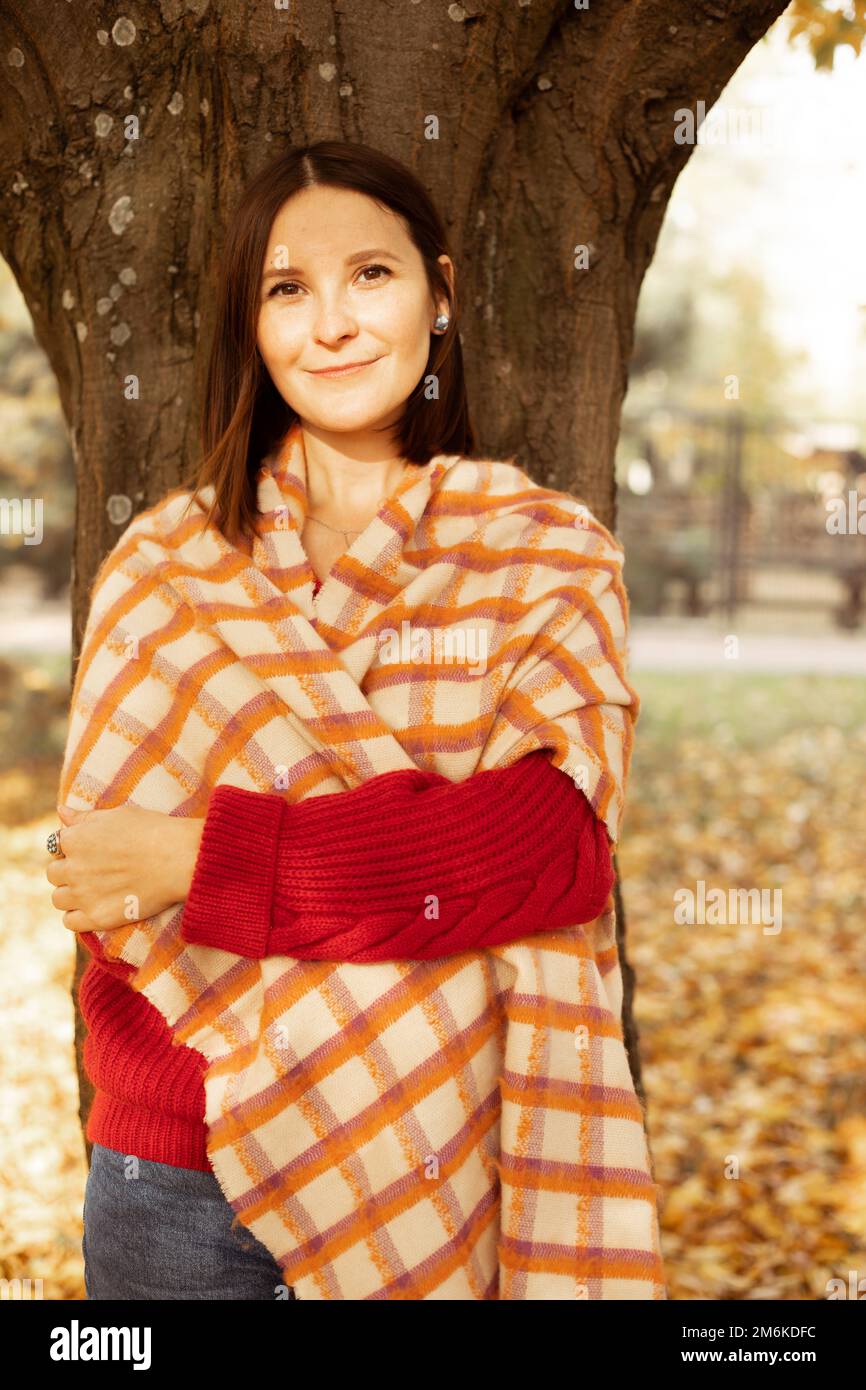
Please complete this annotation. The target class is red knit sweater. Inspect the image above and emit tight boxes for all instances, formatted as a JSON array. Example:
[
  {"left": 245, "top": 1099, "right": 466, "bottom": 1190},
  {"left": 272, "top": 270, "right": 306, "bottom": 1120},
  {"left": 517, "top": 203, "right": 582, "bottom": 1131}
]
[
  {"left": 179, "top": 752, "right": 614, "bottom": 961},
  {"left": 80, "top": 741, "right": 615, "bottom": 1171}
]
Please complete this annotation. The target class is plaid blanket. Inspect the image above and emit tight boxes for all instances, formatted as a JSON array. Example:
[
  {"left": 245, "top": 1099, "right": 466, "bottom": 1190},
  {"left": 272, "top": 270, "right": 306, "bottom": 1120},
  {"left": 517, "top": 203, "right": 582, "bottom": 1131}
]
[{"left": 59, "top": 420, "right": 666, "bottom": 1299}]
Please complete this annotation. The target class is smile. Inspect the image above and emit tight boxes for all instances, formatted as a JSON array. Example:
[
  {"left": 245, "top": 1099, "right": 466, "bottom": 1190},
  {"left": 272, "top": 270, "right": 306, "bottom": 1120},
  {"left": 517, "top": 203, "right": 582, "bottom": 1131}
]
[{"left": 306, "top": 359, "right": 380, "bottom": 379}]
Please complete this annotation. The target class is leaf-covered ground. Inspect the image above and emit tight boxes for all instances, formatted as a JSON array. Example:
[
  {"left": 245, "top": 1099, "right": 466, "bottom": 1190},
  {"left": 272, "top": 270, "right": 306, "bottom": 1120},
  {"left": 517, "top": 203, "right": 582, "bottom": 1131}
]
[
  {"left": 1, "top": 669, "right": 864, "bottom": 1300},
  {"left": 620, "top": 672, "right": 866, "bottom": 1300}
]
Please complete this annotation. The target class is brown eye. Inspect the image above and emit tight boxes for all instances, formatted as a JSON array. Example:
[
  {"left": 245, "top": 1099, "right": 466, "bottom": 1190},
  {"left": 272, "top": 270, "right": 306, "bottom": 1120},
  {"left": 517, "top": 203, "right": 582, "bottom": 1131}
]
[
  {"left": 359, "top": 264, "right": 392, "bottom": 283},
  {"left": 267, "top": 264, "right": 392, "bottom": 300}
]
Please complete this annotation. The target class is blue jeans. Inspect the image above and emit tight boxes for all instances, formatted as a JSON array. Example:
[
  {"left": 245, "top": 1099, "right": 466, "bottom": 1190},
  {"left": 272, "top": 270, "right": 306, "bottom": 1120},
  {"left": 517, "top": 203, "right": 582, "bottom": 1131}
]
[{"left": 83, "top": 1143, "right": 297, "bottom": 1300}]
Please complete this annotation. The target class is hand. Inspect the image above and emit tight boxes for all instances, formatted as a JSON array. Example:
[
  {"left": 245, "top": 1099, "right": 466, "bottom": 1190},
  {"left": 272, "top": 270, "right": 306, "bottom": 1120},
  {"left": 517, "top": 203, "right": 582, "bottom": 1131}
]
[{"left": 45, "top": 803, "right": 205, "bottom": 934}]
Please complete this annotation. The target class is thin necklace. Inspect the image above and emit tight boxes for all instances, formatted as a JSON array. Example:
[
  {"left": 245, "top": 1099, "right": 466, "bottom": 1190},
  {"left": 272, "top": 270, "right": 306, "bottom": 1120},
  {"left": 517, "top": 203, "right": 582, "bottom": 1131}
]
[
  {"left": 304, "top": 461, "right": 410, "bottom": 546},
  {"left": 304, "top": 515, "right": 365, "bottom": 545}
]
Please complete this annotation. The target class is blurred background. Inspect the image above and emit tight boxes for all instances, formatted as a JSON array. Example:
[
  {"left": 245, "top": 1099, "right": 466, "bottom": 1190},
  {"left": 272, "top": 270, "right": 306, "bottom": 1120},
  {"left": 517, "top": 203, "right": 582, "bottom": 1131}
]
[{"left": 1, "top": 17, "right": 865, "bottom": 1300}]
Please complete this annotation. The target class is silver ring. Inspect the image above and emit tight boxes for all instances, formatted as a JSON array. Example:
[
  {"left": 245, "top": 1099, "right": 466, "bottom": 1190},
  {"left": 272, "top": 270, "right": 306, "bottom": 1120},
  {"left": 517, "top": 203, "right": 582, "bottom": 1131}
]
[{"left": 47, "top": 829, "right": 64, "bottom": 857}]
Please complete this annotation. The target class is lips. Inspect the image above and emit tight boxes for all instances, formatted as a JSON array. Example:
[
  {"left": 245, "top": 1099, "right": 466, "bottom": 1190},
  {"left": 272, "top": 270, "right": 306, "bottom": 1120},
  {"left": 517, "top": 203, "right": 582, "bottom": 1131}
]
[{"left": 307, "top": 358, "right": 380, "bottom": 378}]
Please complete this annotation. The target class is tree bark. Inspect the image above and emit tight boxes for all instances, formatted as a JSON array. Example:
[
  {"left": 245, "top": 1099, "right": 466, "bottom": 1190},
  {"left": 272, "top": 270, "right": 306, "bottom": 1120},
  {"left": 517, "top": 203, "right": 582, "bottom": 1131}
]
[{"left": 0, "top": 0, "right": 788, "bottom": 1168}]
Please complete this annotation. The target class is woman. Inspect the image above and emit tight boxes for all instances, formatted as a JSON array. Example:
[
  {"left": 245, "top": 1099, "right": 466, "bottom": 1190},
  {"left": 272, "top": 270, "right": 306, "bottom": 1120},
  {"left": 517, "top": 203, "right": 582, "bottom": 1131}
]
[{"left": 48, "top": 140, "right": 664, "bottom": 1300}]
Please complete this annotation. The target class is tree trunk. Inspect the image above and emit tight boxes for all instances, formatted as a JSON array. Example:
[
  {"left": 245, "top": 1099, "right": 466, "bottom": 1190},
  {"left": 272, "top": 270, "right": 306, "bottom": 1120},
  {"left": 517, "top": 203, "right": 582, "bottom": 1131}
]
[{"left": 0, "top": 0, "right": 788, "bottom": 1168}]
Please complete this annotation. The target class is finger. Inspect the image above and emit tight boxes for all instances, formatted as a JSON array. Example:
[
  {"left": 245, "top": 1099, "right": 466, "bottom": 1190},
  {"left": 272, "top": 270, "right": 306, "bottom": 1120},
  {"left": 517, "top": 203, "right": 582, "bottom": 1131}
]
[
  {"left": 45, "top": 860, "right": 70, "bottom": 886},
  {"left": 62, "top": 909, "right": 98, "bottom": 934},
  {"left": 51, "top": 886, "right": 76, "bottom": 911}
]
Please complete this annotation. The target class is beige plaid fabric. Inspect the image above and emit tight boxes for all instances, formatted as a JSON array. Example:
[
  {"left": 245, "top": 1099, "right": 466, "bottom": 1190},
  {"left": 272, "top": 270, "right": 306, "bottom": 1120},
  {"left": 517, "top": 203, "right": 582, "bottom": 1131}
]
[{"left": 59, "top": 421, "right": 666, "bottom": 1299}]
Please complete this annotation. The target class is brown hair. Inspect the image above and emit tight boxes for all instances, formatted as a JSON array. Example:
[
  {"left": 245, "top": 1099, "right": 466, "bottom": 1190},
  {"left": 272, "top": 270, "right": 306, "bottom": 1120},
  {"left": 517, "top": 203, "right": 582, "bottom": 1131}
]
[{"left": 179, "top": 139, "right": 476, "bottom": 545}]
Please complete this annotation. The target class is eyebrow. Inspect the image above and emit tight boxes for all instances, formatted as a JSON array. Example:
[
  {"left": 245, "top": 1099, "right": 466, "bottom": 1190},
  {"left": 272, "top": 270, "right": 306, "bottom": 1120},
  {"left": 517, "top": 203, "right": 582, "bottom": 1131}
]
[{"left": 262, "top": 248, "right": 404, "bottom": 280}]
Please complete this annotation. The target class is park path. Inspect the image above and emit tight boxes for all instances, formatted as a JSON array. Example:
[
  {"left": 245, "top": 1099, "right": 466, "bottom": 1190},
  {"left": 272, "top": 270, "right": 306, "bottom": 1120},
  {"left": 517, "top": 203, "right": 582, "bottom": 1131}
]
[
  {"left": 628, "top": 618, "right": 866, "bottom": 673},
  {"left": 0, "top": 597, "right": 864, "bottom": 674}
]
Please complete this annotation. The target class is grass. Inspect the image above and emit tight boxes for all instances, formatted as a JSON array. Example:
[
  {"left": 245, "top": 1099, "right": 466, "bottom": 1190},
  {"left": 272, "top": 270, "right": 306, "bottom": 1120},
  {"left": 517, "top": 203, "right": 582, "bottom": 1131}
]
[{"left": 631, "top": 671, "right": 866, "bottom": 750}]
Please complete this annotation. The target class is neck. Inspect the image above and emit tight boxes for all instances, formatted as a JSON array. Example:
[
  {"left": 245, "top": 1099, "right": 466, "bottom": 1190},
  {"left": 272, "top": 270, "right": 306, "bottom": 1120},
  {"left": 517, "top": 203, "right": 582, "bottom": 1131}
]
[{"left": 300, "top": 423, "right": 408, "bottom": 515}]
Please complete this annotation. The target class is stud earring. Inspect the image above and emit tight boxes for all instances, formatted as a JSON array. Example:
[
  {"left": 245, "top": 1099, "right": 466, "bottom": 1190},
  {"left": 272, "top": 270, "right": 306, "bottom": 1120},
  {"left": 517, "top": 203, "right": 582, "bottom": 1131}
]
[{"left": 433, "top": 313, "right": 450, "bottom": 333}]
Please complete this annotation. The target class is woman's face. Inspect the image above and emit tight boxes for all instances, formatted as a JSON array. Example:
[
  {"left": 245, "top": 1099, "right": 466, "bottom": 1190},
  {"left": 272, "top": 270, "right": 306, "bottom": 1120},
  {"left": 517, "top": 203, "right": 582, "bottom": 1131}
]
[{"left": 257, "top": 185, "right": 452, "bottom": 441}]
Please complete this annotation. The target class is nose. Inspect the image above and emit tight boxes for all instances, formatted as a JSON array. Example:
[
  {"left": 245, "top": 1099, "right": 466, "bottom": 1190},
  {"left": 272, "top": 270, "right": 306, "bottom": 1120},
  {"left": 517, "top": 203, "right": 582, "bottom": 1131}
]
[{"left": 311, "top": 294, "right": 359, "bottom": 346}]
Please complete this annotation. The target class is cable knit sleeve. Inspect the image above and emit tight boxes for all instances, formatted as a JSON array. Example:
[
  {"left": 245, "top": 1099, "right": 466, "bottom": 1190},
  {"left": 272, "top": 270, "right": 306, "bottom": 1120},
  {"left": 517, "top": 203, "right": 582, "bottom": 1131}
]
[{"left": 178, "top": 751, "right": 616, "bottom": 962}]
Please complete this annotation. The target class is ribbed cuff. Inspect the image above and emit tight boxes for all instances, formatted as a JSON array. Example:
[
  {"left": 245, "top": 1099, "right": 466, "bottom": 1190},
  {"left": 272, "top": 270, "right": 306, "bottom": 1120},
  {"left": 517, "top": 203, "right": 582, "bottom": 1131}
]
[
  {"left": 86, "top": 1091, "right": 213, "bottom": 1173},
  {"left": 179, "top": 786, "right": 285, "bottom": 957}
]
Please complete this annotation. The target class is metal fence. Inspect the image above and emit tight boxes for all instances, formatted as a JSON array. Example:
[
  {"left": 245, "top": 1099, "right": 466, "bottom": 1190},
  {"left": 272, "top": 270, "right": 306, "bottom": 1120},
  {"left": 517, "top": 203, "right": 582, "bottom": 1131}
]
[{"left": 614, "top": 406, "right": 866, "bottom": 628}]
